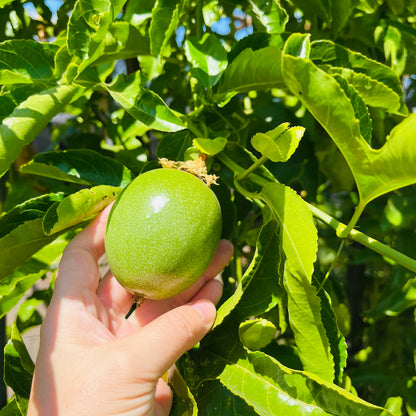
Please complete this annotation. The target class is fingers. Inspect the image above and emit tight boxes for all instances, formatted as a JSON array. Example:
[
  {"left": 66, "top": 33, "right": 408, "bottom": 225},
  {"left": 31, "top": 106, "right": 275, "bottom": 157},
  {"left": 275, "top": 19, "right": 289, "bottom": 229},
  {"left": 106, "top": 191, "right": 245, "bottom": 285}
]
[
  {"left": 53, "top": 205, "right": 113, "bottom": 299},
  {"left": 114, "top": 299, "right": 217, "bottom": 381},
  {"left": 189, "top": 276, "right": 223, "bottom": 305},
  {"left": 154, "top": 379, "right": 173, "bottom": 415},
  {"left": 98, "top": 239, "right": 233, "bottom": 327},
  {"left": 66, "top": 203, "right": 112, "bottom": 262},
  {"left": 170, "top": 239, "right": 233, "bottom": 304},
  {"left": 200, "top": 239, "right": 234, "bottom": 283}
]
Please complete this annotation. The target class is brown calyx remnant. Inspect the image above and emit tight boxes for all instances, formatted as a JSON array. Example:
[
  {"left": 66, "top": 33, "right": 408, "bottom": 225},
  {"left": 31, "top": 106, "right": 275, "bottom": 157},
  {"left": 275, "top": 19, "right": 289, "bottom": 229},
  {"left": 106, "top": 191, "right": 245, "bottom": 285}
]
[{"left": 158, "top": 155, "right": 219, "bottom": 186}]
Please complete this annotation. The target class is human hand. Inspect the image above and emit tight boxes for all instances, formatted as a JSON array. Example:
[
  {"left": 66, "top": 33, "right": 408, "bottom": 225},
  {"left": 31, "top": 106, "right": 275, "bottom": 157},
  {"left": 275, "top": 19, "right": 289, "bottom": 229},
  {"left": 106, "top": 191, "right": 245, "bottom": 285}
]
[{"left": 27, "top": 204, "right": 233, "bottom": 416}]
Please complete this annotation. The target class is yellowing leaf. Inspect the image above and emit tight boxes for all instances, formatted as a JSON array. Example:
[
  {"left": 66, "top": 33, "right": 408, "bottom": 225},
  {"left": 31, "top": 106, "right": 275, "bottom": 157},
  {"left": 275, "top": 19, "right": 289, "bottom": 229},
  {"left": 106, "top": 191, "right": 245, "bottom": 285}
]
[{"left": 251, "top": 123, "right": 305, "bottom": 162}]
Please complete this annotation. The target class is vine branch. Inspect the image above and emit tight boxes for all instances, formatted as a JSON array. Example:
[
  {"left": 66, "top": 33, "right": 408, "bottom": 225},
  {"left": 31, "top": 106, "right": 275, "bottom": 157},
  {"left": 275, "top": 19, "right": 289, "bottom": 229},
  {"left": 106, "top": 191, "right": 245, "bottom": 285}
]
[{"left": 217, "top": 152, "right": 416, "bottom": 274}]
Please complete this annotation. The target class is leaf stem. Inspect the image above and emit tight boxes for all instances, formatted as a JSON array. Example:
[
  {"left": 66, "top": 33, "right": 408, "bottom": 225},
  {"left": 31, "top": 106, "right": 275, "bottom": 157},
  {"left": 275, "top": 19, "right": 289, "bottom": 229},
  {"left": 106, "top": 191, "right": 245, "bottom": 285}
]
[
  {"left": 337, "top": 201, "right": 366, "bottom": 239},
  {"left": 211, "top": 106, "right": 240, "bottom": 139},
  {"left": 186, "top": 118, "right": 204, "bottom": 138},
  {"left": 218, "top": 150, "right": 416, "bottom": 273},
  {"left": 217, "top": 152, "right": 271, "bottom": 188},
  {"left": 307, "top": 202, "right": 416, "bottom": 273},
  {"left": 237, "top": 155, "right": 269, "bottom": 182},
  {"left": 216, "top": 152, "right": 246, "bottom": 176}
]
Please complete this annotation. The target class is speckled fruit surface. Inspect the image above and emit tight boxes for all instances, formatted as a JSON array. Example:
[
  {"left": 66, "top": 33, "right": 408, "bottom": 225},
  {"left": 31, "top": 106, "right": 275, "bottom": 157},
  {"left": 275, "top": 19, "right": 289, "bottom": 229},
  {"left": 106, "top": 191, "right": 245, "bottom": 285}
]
[{"left": 104, "top": 168, "right": 222, "bottom": 300}]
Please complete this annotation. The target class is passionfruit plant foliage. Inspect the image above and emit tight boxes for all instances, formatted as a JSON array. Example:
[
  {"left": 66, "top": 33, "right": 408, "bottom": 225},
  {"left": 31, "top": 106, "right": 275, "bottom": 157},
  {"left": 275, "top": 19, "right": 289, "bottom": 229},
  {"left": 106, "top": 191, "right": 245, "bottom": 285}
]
[{"left": 1, "top": 0, "right": 416, "bottom": 414}]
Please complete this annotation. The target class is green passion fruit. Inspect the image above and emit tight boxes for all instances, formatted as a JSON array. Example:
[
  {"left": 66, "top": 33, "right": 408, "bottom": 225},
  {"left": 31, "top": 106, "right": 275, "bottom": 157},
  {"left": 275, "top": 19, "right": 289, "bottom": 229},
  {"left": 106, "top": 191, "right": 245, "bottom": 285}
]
[{"left": 104, "top": 168, "right": 222, "bottom": 300}]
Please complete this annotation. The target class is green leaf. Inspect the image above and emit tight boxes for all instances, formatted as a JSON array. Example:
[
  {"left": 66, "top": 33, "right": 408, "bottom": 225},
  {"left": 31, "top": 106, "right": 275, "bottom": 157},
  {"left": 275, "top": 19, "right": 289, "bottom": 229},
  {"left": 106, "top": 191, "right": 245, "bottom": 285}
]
[
  {"left": 283, "top": 268, "right": 334, "bottom": 381},
  {"left": 191, "top": 380, "right": 257, "bottom": 415},
  {"left": 228, "top": 32, "right": 273, "bottom": 63},
  {"left": 216, "top": 46, "right": 284, "bottom": 105},
  {"left": 251, "top": 123, "right": 305, "bottom": 163},
  {"left": 366, "top": 271, "right": 416, "bottom": 318},
  {"left": 42, "top": 185, "right": 122, "bottom": 235},
  {"left": 2, "top": 237, "right": 66, "bottom": 309},
  {"left": 0, "top": 258, "right": 46, "bottom": 319},
  {"left": 0, "top": 0, "right": 14, "bottom": 7},
  {"left": 156, "top": 130, "right": 193, "bottom": 161},
  {"left": 184, "top": 34, "right": 228, "bottom": 88},
  {"left": 0, "top": 218, "right": 56, "bottom": 280},
  {"left": 123, "top": 0, "right": 155, "bottom": 25},
  {"left": 0, "top": 84, "right": 83, "bottom": 178},
  {"left": 239, "top": 318, "right": 277, "bottom": 350},
  {"left": 32, "top": 235, "right": 68, "bottom": 265},
  {"left": 317, "top": 289, "right": 348, "bottom": 385},
  {"left": 180, "top": 318, "right": 393, "bottom": 416},
  {"left": 67, "top": 0, "right": 127, "bottom": 62},
  {"left": 0, "top": 193, "right": 64, "bottom": 239},
  {"left": 0, "top": 84, "right": 46, "bottom": 122},
  {"left": 364, "top": 112, "right": 416, "bottom": 202},
  {"left": 283, "top": 32, "right": 311, "bottom": 59},
  {"left": 332, "top": 74, "right": 373, "bottom": 146},
  {"left": 329, "top": 0, "right": 354, "bottom": 34},
  {"left": 0, "top": 194, "right": 65, "bottom": 279},
  {"left": 53, "top": 44, "right": 78, "bottom": 82},
  {"left": 150, "top": 0, "right": 185, "bottom": 57},
  {"left": 0, "top": 40, "right": 58, "bottom": 84},
  {"left": 261, "top": 183, "right": 316, "bottom": 282},
  {"left": 20, "top": 149, "right": 134, "bottom": 187},
  {"left": 183, "top": 146, "right": 203, "bottom": 162},
  {"left": 282, "top": 34, "right": 416, "bottom": 211},
  {"left": 249, "top": 0, "right": 289, "bottom": 34},
  {"left": 384, "top": 25, "right": 407, "bottom": 77},
  {"left": 17, "top": 296, "right": 45, "bottom": 333},
  {"left": 169, "top": 368, "right": 199, "bottom": 416},
  {"left": 215, "top": 221, "right": 284, "bottom": 329},
  {"left": 356, "top": 0, "right": 384, "bottom": 13},
  {"left": 202, "top": 0, "right": 221, "bottom": 27},
  {"left": 192, "top": 137, "right": 227, "bottom": 156},
  {"left": 4, "top": 324, "right": 34, "bottom": 415},
  {"left": 384, "top": 396, "right": 403, "bottom": 416},
  {"left": 105, "top": 72, "right": 185, "bottom": 132},
  {"left": 0, "top": 398, "right": 21, "bottom": 416},
  {"left": 290, "top": 0, "right": 331, "bottom": 24},
  {"left": 93, "top": 22, "right": 150, "bottom": 65},
  {"left": 310, "top": 40, "right": 407, "bottom": 116},
  {"left": 330, "top": 65, "right": 407, "bottom": 113},
  {"left": 219, "top": 350, "right": 392, "bottom": 416},
  {"left": 260, "top": 183, "right": 334, "bottom": 381}
]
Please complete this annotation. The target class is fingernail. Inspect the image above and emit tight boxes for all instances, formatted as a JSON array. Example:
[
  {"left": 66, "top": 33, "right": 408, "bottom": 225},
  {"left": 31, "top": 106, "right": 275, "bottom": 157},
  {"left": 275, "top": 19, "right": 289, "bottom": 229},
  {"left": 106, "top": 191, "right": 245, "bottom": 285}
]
[{"left": 190, "top": 300, "right": 216, "bottom": 324}]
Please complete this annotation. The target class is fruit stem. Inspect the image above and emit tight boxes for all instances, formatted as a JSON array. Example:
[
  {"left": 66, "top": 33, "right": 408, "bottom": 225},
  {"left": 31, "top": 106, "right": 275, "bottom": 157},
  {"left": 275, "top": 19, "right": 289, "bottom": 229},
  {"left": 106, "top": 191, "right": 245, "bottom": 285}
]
[
  {"left": 125, "top": 295, "right": 143, "bottom": 319},
  {"left": 125, "top": 303, "right": 137, "bottom": 319}
]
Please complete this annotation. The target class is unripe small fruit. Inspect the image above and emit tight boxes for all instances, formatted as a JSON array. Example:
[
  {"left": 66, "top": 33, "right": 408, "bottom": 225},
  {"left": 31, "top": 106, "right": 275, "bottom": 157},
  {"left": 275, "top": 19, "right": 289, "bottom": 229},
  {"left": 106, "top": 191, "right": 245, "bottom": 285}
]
[{"left": 105, "top": 168, "right": 222, "bottom": 300}]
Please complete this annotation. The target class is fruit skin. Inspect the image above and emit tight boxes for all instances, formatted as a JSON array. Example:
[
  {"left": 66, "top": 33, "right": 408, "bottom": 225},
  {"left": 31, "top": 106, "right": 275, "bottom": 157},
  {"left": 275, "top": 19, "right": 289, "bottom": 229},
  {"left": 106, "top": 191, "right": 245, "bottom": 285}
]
[{"left": 104, "top": 168, "right": 222, "bottom": 300}]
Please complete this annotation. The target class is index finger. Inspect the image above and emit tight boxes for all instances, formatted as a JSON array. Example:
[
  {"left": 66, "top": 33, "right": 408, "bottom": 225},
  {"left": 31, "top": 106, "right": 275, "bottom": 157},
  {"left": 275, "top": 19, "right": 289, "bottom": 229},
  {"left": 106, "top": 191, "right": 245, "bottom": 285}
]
[
  {"left": 53, "top": 204, "right": 112, "bottom": 298},
  {"left": 66, "top": 203, "right": 113, "bottom": 262}
]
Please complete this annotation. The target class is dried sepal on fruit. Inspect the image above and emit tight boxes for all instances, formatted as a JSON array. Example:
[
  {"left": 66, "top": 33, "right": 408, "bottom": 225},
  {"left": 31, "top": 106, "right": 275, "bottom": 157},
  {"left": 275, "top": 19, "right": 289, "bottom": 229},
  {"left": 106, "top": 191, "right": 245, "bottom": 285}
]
[{"left": 158, "top": 155, "right": 219, "bottom": 186}]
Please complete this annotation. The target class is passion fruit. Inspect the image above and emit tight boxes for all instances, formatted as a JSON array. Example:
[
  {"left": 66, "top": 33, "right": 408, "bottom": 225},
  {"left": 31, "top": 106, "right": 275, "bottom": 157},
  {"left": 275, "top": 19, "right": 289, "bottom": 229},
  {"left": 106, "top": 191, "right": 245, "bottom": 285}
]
[{"left": 104, "top": 168, "right": 222, "bottom": 300}]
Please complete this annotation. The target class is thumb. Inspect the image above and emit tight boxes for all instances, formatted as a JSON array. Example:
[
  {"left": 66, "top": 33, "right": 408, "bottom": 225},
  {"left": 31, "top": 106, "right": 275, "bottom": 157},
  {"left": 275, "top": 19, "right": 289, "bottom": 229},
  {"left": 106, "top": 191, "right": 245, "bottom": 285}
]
[{"left": 116, "top": 299, "right": 216, "bottom": 381}]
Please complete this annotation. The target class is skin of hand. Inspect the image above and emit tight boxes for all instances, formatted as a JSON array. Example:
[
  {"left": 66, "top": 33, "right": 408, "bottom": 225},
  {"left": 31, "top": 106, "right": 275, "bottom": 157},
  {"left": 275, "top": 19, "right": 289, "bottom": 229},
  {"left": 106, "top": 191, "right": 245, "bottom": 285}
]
[{"left": 27, "top": 204, "right": 233, "bottom": 416}]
